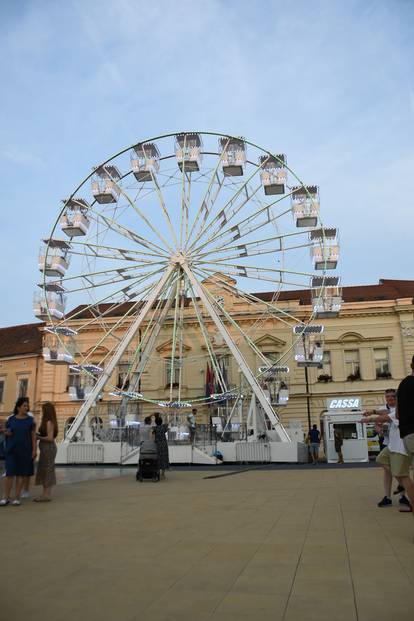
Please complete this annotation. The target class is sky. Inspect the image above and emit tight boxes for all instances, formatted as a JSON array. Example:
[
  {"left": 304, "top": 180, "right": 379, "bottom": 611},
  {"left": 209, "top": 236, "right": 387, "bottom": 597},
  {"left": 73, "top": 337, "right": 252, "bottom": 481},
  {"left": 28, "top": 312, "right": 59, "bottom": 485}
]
[{"left": 0, "top": 0, "right": 413, "bottom": 328}]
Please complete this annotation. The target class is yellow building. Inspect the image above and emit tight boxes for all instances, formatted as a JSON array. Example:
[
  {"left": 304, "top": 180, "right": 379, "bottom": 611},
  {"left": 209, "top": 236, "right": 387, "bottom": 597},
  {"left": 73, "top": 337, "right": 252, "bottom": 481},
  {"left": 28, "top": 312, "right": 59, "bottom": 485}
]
[
  {"left": 0, "top": 323, "right": 43, "bottom": 419},
  {"left": 1, "top": 278, "right": 413, "bottom": 438}
]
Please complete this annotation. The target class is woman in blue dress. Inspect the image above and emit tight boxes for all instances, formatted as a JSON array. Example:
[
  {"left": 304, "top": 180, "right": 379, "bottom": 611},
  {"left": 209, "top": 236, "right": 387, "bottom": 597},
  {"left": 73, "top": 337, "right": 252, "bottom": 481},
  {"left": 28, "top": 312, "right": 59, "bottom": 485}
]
[{"left": 0, "top": 397, "right": 36, "bottom": 506}]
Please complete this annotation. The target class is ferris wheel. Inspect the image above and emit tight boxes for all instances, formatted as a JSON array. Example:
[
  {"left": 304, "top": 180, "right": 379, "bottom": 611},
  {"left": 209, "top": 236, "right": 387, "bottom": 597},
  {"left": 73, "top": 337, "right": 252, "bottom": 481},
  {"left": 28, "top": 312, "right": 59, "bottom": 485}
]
[{"left": 34, "top": 132, "right": 341, "bottom": 442}]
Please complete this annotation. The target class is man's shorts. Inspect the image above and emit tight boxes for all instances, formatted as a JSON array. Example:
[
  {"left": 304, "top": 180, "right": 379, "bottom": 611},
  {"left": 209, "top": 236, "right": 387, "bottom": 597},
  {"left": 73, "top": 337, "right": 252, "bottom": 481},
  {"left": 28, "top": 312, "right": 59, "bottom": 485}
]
[
  {"left": 309, "top": 442, "right": 320, "bottom": 455},
  {"left": 403, "top": 433, "right": 414, "bottom": 458},
  {"left": 376, "top": 447, "right": 411, "bottom": 477}
]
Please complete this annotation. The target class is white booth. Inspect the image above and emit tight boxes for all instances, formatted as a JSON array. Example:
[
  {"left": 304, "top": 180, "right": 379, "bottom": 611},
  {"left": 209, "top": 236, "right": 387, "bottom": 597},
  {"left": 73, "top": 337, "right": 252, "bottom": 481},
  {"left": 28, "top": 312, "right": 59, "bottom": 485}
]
[{"left": 322, "top": 396, "right": 368, "bottom": 464}]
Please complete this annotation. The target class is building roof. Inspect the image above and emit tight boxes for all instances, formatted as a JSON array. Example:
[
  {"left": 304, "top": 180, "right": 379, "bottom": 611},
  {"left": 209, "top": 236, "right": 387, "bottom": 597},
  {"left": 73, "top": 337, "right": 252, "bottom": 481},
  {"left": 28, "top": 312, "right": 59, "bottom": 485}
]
[
  {"left": 66, "top": 279, "right": 414, "bottom": 319},
  {"left": 0, "top": 322, "right": 43, "bottom": 358}
]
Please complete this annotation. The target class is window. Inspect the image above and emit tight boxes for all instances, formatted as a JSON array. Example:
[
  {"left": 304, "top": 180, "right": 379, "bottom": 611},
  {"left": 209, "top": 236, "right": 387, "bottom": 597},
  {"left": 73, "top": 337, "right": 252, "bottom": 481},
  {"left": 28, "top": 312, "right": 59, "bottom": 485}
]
[
  {"left": 345, "top": 350, "right": 360, "bottom": 380},
  {"left": 68, "top": 368, "right": 82, "bottom": 390},
  {"left": 374, "top": 348, "right": 391, "bottom": 378},
  {"left": 263, "top": 351, "right": 280, "bottom": 365},
  {"left": 17, "top": 378, "right": 28, "bottom": 398},
  {"left": 117, "top": 363, "right": 130, "bottom": 390},
  {"left": 322, "top": 351, "right": 332, "bottom": 375},
  {"left": 0, "top": 379, "right": 4, "bottom": 403},
  {"left": 217, "top": 354, "right": 231, "bottom": 386},
  {"left": 318, "top": 351, "right": 332, "bottom": 381},
  {"left": 165, "top": 357, "right": 181, "bottom": 387}
]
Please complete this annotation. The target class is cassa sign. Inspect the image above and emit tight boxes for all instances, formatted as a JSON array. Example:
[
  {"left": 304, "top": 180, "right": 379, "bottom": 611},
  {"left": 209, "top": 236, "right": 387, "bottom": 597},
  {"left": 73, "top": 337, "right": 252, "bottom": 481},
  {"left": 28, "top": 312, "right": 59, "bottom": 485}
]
[{"left": 327, "top": 397, "right": 361, "bottom": 410}]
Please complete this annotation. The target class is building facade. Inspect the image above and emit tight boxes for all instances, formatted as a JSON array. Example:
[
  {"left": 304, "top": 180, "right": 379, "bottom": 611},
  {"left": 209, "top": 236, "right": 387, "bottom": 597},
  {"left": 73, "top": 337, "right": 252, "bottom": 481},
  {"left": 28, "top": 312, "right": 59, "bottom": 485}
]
[{"left": 1, "top": 279, "right": 413, "bottom": 438}]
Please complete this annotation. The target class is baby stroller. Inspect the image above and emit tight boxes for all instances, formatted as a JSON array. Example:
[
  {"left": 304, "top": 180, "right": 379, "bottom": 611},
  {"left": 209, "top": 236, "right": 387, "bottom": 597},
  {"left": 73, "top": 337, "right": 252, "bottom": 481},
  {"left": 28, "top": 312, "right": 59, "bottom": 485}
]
[{"left": 136, "top": 440, "right": 160, "bottom": 482}]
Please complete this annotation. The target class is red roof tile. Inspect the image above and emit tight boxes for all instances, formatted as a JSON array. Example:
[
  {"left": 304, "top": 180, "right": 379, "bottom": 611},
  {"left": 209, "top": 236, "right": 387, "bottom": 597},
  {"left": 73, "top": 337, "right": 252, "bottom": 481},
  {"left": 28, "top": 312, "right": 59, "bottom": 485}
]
[
  {"left": 65, "top": 279, "right": 414, "bottom": 318},
  {"left": 0, "top": 323, "right": 43, "bottom": 358}
]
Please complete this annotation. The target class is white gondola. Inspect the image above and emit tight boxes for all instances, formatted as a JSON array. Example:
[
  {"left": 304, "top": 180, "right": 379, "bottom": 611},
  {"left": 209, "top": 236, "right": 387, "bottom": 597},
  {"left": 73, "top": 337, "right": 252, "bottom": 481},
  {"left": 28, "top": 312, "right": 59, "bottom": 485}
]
[
  {"left": 91, "top": 165, "right": 121, "bottom": 204},
  {"left": 38, "top": 239, "right": 70, "bottom": 277},
  {"left": 68, "top": 364, "right": 103, "bottom": 400},
  {"left": 260, "top": 154, "right": 286, "bottom": 195},
  {"left": 259, "top": 365, "right": 290, "bottom": 406},
  {"left": 60, "top": 198, "right": 90, "bottom": 237},
  {"left": 293, "top": 324, "right": 324, "bottom": 367},
  {"left": 33, "top": 291, "right": 66, "bottom": 321},
  {"left": 42, "top": 327, "right": 77, "bottom": 364},
  {"left": 291, "top": 185, "right": 319, "bottom": 227},
  {"left": 175, "top": 133, "right": 202, "bottom": 172},
  {"left": 131, "top": 143, "right": 160, "bottom": 181},
  {"left": 310, "top": 228, "right": 339, "bottom": 270},
  {"left": 219, "top": 137, "right": 246, "bottom": 176},
  {"left": 312, "top": 276, "right": 342, "bottom": 318}
]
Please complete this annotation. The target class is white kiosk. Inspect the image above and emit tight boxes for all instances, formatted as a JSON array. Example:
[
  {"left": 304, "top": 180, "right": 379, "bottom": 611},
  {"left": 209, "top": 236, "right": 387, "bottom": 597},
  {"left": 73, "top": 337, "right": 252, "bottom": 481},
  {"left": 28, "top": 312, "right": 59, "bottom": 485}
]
[{"left": 322, "top": 396, "right": 368, "bottom": 463}]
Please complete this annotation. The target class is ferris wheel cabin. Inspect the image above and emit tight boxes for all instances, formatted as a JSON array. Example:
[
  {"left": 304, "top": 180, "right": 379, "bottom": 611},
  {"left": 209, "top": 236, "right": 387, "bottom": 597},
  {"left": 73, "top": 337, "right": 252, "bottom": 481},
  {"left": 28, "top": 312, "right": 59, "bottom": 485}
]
[
  {"left": 311, "top": 276, "right": 343, "bottom": 318},
  {"left": 293, "top": 324, "right": 324, "bottom": 367},
  {"left": 260, "top": 154, "right": 287, "bottom": 195},
  {"left": 175, "top": 133, "right": 202, "bottom": 172},
  {"left": 33, "top": 291, "right": 66, "bottom": 321},
  {"left": 60, "top": 198, "right": 90, "bottom": 237},
  {"left": 38, "top": 239, "right": 71, "bottom": 277},
  {"left": 219, "top": 137, "right": 246, "bottom": 176},
  {"left": 259, "top": 365, "right": 290, "bottom": 406},
  {"left": 291, "top": 185, "right": 319, "bottom": 227},
  {"left": 310, "top": 228, "right": 339, "bottom": 270},
  {"left": 42, "top": 327, "right": 77, "bottom": 364},
  {"left": 91, "top": 165, "right": 121, "bottom": 204},
  {"left": 131, "top": 143, "right": 160, "bottom": 181}
]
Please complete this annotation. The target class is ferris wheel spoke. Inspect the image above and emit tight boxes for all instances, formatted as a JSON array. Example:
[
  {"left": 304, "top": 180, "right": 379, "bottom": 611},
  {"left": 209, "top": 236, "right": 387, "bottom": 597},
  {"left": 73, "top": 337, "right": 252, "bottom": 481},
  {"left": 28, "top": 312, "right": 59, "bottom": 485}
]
[
  {"left": 198, "top": 264, "right": 310, "bottom": 289},
  {"left": 122, "top": 277, "right": 179, "bottom": 395},
  {"left": 191, "top": 190, "right": 295, "bottom": 257},
  {"left": 168, "top": 277, "right": 182, "bottom": 402},
  {"left": 193, "top": 266, "right": 302, "bottom": 328},
  {"left": 64, "top": 265, "right": 176, "bottom": 442},
  {"left": 198, "top": 280, "right": 269, "bottom": 365},
  {"left": 88, "top": 207, "right": 168, "bottom": 256},
  {"left": 176, "top": 275, "right": 187, "bottom": 402},
  {"left": 196, "top": 260, "right": 315, "bottom": 280},
  {"left": 47, "top": 261, "right": 168, "bottom": 289},
  {"left": 194, "top": 230, "right": 309, "bottom": 262},
  {"left": 79, "top": 270, "right": 177, "bottom": 369},
  {"left": 148, "top": 171, "right": 179, "bottom": 248},
  {"left": 115, "top": 184, "right": 175, "bottom": 254},
  {"left": 186, "top": 139, "right": 230, "bottom": 246},
  {"left": 179, "top": 138, "right": 192, "bottom": 248},
  {"left": 57, "top": 265, "right": 165, "bottom": 295},
  {"left": 66, "top": 239, "right": 168, "bottom": 262},
  {"left": 188, "top": 157, "right": 269, "bottom": 251},
  {"left": 187, "top": 280, "right": 227, "bottom": 393}
]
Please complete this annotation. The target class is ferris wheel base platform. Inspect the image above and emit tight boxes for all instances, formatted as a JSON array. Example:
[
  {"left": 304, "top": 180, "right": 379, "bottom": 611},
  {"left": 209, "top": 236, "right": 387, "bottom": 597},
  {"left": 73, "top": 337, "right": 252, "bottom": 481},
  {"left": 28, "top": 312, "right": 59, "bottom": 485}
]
[{"left": 55, "top": 440, "right": 308, "bottom": 465}]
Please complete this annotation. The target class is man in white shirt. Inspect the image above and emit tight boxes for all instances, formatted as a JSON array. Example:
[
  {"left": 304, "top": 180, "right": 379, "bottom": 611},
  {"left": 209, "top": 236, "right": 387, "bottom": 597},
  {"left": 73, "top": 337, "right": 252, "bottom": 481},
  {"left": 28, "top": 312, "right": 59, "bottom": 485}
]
[{"left": 361, "top": 389, "right": 413, "bottom": 512}]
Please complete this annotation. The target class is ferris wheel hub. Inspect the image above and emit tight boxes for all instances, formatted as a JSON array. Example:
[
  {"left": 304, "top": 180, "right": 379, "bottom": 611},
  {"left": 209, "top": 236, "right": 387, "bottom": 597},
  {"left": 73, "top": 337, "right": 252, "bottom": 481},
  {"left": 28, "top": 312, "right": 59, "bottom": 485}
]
[{"left": 170, "top": 251, "right": 190, "bottom": 266}]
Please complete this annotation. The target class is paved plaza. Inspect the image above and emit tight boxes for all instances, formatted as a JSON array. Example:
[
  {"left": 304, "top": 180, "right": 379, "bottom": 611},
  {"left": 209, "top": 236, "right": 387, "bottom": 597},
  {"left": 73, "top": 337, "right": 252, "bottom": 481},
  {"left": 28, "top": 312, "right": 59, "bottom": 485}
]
[{"left": 1, "top": 465, "right": 414, "bottom": 621}]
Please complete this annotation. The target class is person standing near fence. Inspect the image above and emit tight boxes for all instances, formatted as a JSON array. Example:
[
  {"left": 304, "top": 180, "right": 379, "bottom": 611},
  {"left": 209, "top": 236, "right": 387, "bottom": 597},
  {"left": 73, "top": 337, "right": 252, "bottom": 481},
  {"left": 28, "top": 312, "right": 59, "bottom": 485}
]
[
  {"left": 34, "top": 402, "right": 58, "bottom": 503},
  {"left": 154, "top": 414, "right": 170, "bottom": 479},
  {"left": 307, "top": 424, "right": 321, "bottom": 465},
  {"left": 187, "top": 408, "right": 197, "bottom": 445},
  {"left": 333, "top": 425, "right": 344, "bottom": 464}
]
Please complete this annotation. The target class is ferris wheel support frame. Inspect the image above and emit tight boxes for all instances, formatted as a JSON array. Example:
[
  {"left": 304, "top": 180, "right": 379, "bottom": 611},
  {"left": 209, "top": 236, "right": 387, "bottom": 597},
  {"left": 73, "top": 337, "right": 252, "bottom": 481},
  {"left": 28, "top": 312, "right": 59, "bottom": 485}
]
[
  {"left": 63, "top": 265, "right": 175, "bottom": 443},
  {"left": 183, "top": 263, "right": 291, "bottom": 443}
]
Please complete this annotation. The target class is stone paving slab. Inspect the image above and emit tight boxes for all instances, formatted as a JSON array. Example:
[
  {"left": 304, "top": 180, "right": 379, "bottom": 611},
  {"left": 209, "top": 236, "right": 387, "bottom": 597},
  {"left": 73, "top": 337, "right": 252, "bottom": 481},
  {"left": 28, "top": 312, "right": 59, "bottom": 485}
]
[{"left": 1, "top": 466, "right": 414, "bottom": 621}]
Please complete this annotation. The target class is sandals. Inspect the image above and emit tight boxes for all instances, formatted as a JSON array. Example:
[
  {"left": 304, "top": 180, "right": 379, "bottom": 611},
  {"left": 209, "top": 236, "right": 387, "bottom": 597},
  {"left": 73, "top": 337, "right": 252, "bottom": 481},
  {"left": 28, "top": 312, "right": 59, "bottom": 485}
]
[{"left": 33, "top": 497, "right": 51, "bottom": 503}]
